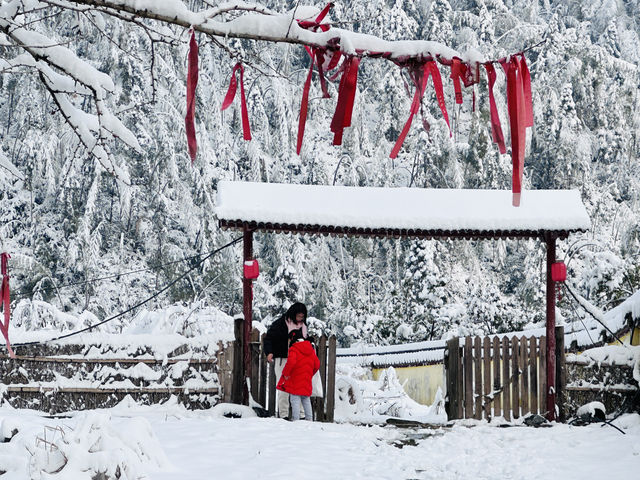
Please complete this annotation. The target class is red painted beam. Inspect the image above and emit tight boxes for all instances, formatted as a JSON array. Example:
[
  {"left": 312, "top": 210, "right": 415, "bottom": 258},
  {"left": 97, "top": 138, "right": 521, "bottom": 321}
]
[
  {"left": 242, "top": 229, "right": 253, "bottom": 405},
  {"left": 545, "top": 233, "right": 557, "bottom": 421}
]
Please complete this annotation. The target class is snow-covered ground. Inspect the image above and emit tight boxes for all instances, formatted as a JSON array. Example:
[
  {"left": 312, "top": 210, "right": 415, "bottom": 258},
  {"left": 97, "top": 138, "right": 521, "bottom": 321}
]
[{"left": 1, "top": 403, "right": 638, "bottom": 479}]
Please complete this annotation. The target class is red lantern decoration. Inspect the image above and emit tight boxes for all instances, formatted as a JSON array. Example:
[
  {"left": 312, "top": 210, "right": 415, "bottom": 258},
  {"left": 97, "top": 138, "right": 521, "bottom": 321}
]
[
  {"left": 244, "top": 259, "right": 259, "bottom": 280},
  {"left": 551, "top": 262, "right": 567, "bottom": 282}
]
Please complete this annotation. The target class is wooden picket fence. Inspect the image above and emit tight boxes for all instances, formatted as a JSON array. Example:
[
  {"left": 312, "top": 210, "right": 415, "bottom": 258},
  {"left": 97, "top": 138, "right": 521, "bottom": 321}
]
[
  {"left": 445, "top": 326, "right": 565, "bottom": 421},
  {"left": 219, "top": 319, "right": 337, "bottom": 421}
]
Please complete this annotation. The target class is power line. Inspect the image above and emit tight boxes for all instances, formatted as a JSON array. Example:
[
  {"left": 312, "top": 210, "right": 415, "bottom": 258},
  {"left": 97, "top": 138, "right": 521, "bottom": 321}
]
[
  {"left": 11, "top": 243, "right": 240, "bottom": 299},
  {"left": 11, "top": 235, "right": 243, "bottom": 348}
]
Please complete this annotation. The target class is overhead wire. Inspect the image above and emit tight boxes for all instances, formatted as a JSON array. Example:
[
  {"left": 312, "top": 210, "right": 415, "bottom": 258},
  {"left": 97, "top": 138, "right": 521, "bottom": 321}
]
[
  {"left": 9, "top": 235, "right": 243, "bottom": 348},
  {"left": 11, "top": 245, "right": 235, "bottom": 299}
]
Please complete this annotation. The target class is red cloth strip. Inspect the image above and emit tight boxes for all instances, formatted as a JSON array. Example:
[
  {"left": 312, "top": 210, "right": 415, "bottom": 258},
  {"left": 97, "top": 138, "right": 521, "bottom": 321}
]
[
  {"left": 450, "top": 58, "right": 463, "bottom": 104},
  {"left": 484, "top": 63, "right": 506, "bottom": 154},
  {"left": 427, "top": 61, "right": 451, "bottom": 136},
  {"left": 297, "top": 54, "right": 315, "bottom": 154},
  {"left": 0, "top": 253, "right": 14, "bottom": 358},
  {"left": 330, "top": 56, "right": 360, "bottom": 145},
  {"left": 222, "top": 63, "right": 252, "bottom": 141},
  {"left": 501, "top": 58, "right": 523, "bottom": 206},
  {"left": 185, "top": 30, "right": 198, "bottom": 163},
  {"left": 390, "top": 63, "right": 430, "bottom": 158},
  {"left": 519, "top": 55, "right": 534, "bottom": 127}
]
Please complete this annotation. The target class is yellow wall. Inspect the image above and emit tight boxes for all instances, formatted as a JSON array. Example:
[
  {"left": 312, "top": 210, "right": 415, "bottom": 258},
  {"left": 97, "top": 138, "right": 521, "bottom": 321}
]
[{"left": 372, "top": 364, "right": 444, "bottom": 405}]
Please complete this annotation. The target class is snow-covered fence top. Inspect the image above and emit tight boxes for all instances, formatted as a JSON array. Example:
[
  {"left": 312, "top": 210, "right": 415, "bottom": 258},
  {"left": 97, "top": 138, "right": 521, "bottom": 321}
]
[{"left": 216, "top": 182, "right": 590, "bottom": 236}]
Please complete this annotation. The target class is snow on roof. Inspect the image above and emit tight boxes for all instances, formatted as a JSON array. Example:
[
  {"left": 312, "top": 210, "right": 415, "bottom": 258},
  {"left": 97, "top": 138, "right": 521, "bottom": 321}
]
[{"left": 215, "top": 181, "right": 591, "bottom": 235}]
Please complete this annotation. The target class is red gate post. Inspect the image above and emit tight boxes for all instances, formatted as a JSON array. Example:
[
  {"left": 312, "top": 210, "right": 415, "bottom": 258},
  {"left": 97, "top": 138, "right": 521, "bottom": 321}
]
[
  {"left": 242, "top": 229, "right": 253, "bottom": 405},
  {"left": 545, "top": 234, "right": 557, "bottom": 420},
  {"left": 0, "top": 253, "right": 15, "bottom": 358}
]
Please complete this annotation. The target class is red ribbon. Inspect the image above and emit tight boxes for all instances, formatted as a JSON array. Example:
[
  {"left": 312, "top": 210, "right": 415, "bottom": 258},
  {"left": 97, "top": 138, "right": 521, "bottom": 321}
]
[
  {"left": 296, "top": 3, "right": 338, "bottom": 154},
  {"left": 185, "top": 30, "right": 198, "bottom": 163},
  {"left": 222, "top": 63, "right": 252, "bottom": 141},
  {"left": 450, "top": 58, "right": 464, "bottom": 105},
  {"left": 520, "top": 55, "right": 534, "bottom": 127},
  {"left": 485, "top": 63, "right": 506, "bottom": 154},
  {"left": 501, "top": 57, "right": 528, "bottom": 206},
  {"left": 330, "top": 55, "right": 360, "bottom": 145},
  {"left": 297, "top": 54, "right": 316, "bottom": 154},
  {"left": 427, "top": 61, "right": 451, "bottom": 136},
  {"left": 390, "top": 62, "right": 430, "bottom": 158},
  {"left": 0, "top": 253, "right": 14, "bottom": 358}
]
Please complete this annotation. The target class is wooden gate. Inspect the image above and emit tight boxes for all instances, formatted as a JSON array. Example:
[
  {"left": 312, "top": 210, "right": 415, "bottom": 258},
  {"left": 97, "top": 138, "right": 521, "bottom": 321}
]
[
  {"left": 220, "top": 319, "right": 337, "bottom": 421},
  {"left": 445, "top": 326, "right": 565, "bottom": 421}
]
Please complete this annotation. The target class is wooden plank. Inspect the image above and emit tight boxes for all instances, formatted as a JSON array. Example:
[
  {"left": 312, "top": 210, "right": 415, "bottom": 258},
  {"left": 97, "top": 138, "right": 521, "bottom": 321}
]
[
  {"left": 493, "top": 336, "right": 501, "bottom": 418},
  {"left": 502, "top": 336, "right": 510, "bottom": 421},
  {"left": 447, "top": 337, "right": 463, "bottom": 419},
  {"left": 259, "top": 334, "right": 267, "bottom": 407},
  {"left": 530, "top": 336, "right": 538, "bottom": 415},
  {"left": 556, "top": 326, "right": 566, "bottom": 422},
  {"left": 317, "top": 335, "right": 327, "bottom": 422},
  {"left": 325, "top": 335, "right": 337, "bottom": 422},
  {"left": 457, "top": 337, "right": 464, "bottom": 420},
  {"left": 445, "top": 337, "right": 458, "bottom": 419},
  {"left": 4, "top": 386, "right": 220, "bottom": 394},
  {"left": 565, "top": 385, "right": 637, "bottom": 393},
  {"left": 520, "top": 337, "right": 529, "bottom": 415},
  {"left": 0, "top": 355, "right": 219, "bottom": 365},
  {"left": 250, "top": 342, "right": 260, "bottom": 401},
  {"left": 463, "top": 336, "right": 473, "bottom": 419},
  {"left": 483, "top": 337, "right": 491, "bottom": 420},
  {"left": 267, "top": 361, "right": 276, "bottom": 416},
  {"left": 232, "top": 318, "right": 244, "bottom": 404},
  {"left": 539, "top": 336, "right": 546, "bottom": 415},
  {"left": 511, "top": 336, "right": 520, "bottom": 419},
  {"left": 474, "top": 336, "right": 482, "bottom": 420}
]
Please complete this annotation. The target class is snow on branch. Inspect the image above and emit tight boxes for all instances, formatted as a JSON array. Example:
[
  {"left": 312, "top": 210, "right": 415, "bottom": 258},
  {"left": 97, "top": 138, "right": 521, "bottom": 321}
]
[
  {"left": 60, "top": 0, "right": 470, "bottom": 62},
  {"left": 1, "top": 0, "right": 140, "bottom": 182}
]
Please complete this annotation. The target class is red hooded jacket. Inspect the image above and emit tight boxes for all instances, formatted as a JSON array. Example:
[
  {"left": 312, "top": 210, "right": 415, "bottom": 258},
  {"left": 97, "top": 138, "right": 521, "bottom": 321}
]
[{"left": 276, "top": 340, "right": 320, "bottom": 396}]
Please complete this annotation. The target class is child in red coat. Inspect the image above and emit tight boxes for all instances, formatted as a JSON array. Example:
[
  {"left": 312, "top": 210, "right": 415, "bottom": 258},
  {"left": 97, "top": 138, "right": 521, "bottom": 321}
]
[{"left": 276, "top": 328, "right": 320, "bottom": 421}]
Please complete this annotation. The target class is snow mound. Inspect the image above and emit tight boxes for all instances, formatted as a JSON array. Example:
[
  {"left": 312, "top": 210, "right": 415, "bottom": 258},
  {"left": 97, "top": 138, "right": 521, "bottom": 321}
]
[
  {"left": 334, "top": 366, "right": 447, "bottom": 425},
  {"left": 0, "top": 412, "right": 168, "bottom": 478}
]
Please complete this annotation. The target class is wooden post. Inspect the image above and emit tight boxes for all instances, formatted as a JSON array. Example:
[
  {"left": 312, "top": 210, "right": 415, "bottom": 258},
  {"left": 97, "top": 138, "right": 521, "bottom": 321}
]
[
  {"left": 502, "top": 336, "right": 510, "bottom": 421},
  {"left": 267, "top": 361, "right": 276, "bottom": 416},
  {"left": 539, "top": 336, "right": 547, "bottom": 414},
  {"left": 325, "top": 335, "right": 337, "bottom": 422},
  {"left": 316, "top": 335, "right": 328, "bottom": 422},
  {"left": 259, "top": 334, "right": 267, "bottom": 407},
  {"left": 492, "top": 336, "right": 501, "bottom": 418},
  {"left": 474, "top": 336, "right": 482, "bottom": 420},
  {"left": 545, "top": 233, "right": 557, "bottom": 420},
  {"left": 555, "top": 326, "right": 566, "bottom": 422},
  {"left": 232, "top": 318, "right": 244, "bottom": 404},
  {"left": 530, "top": 336, "right": 538, "bottom": 415},
  {"left": 483, "top": 337, "right": 491, "bottom": 420},
  {"left": 242, "top": 228, "right": 254, "bottom": 405},
  {"left": 250, "top": 328, "right": 260, "bottom": 402},
  {"left": 511, "top": 336, "right": 520, "bottom": 419},
  {"left": 464, "top": 336, "right": 473, "bottom": 419},
  {"left": 520, "top": 337, "right": 529, "bottom": 416},
  {"left": 445, "top": 337, "right": 461, "bottom": 419}
]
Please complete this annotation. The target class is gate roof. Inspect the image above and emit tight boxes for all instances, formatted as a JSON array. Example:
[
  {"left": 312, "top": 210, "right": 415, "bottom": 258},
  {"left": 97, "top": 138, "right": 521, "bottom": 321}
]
[{"left": 215, "top": 181, "right": 590, "bottom": 239}]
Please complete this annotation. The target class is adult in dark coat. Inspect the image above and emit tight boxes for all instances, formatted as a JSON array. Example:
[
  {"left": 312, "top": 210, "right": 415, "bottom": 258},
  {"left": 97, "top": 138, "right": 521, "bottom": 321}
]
[{"left": 264, "top": 302, "right": 308, "bottom": 417}]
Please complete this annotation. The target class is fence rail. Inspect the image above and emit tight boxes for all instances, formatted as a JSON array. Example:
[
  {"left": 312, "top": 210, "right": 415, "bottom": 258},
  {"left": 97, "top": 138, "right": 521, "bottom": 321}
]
[{"left": 445, "top": 326, "right": 565, "bottom": 421}]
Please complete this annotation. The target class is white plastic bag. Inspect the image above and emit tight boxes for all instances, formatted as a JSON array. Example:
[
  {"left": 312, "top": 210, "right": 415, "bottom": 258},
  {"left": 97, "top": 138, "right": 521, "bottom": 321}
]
[{"left": 311, "top": 371, "right": 324, "bottom": 398}]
